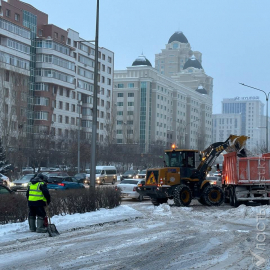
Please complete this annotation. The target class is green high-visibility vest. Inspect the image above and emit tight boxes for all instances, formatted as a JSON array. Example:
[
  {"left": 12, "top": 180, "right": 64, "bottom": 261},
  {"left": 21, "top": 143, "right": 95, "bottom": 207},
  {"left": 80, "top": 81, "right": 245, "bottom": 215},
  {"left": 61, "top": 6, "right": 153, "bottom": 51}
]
[{"left": 28, "top": 182, "right": 47, "bottom": 202}]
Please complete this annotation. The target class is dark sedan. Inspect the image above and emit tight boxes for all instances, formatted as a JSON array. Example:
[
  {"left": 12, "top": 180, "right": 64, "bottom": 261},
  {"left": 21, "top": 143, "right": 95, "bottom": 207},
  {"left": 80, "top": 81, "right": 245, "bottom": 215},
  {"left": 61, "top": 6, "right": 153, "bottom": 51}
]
[
  {"left": 74, "top": 173, "right": 90, "bottom": 185},
  {"left": 47, "top": 176, "right": 85, "bottom": 190}
]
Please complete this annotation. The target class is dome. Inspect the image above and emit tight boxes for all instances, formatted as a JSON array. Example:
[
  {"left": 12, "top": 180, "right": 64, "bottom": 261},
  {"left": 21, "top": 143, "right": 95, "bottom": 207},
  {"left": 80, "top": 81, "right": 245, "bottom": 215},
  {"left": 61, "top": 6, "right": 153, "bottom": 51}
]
[
  {"left": 132, "top": 55, "right": 152, "bottom": 67},
  {"left": 196, "top": 85, "right": 207, "bottom": 95},
  {"left": 168, "top": 31, "right": 188, "bottom": 44},
  {"left": 183, "top": 55, "right": 203, "bottom": 70}
]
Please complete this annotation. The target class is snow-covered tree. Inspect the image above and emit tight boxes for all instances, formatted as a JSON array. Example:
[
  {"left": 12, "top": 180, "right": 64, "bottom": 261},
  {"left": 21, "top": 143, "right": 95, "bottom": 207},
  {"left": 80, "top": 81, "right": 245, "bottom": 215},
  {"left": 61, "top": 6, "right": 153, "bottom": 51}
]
[{"left": 0, "top": 137, "right": 8, "bottom": 171}]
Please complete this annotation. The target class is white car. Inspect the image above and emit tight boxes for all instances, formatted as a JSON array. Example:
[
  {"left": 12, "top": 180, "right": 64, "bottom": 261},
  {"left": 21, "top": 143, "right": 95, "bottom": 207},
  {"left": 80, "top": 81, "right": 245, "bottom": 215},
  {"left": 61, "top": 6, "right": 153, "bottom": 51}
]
[
  {"left": 117, "top": 178, "right": 146, "bottom": 201},
  {"left": 0, "top": 173, "right": 10, "bottom": 187}
]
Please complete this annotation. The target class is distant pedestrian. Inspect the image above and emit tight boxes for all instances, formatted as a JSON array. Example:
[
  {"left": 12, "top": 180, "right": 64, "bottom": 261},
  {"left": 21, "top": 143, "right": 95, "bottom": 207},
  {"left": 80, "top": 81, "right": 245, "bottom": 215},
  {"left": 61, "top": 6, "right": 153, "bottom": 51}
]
[{"left": 26, "top": 173, "right": 51, "bottom": 233}]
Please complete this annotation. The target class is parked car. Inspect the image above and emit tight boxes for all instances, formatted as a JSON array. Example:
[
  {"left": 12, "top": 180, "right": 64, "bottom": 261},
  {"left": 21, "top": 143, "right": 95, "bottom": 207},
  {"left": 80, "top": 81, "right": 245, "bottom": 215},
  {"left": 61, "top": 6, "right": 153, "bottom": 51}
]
[
  {"left": 0, "top": 173, "right": 10, "bottom": 187},
  {"left": 43, "top": 171, "right": 69, "bottom": 177},
  {"left": 206, "top": 176, "right": 222, "bottom": 186},
  {"left": 135, "top": 170, "right": 147, "bottom": 179},
  {"left": 120, "top": 170, "right": 138, "bottom": 181},
  {"left": 74, "top": 173, "right": 90, "bottom": 184},
  {"left": 22, "top": 167, "right": 34, "bottom": 174},
  {"left": 10, "top": 174, "right": 35, "bottom": 191},
  {"left": 0, "top": 184, "right": 13, "bottom": 194},
  {"left": 47, "top": 176, "right": 85, "bottom": 190},
  {"left": 117, "top": 178, "right": 146, "bottom": 201},
  {"left": 213, "top": 171, "right": 222, "bottom": 178}
]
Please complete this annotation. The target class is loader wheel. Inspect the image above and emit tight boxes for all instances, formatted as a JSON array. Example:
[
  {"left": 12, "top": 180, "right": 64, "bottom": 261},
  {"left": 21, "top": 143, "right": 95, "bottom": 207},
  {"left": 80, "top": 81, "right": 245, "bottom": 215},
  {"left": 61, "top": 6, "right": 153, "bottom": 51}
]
[
  {"left": 151, "top": 197, "right": 168, "bottom": 206},
  {"left": 173, "top": 185, "right": 192, "bottom": 207},
  {"left": 198, "top": 197, "right": 208, "bottom": 205},
  {"left": 203, "top": 185, "right": 224, "bottom": 206}
]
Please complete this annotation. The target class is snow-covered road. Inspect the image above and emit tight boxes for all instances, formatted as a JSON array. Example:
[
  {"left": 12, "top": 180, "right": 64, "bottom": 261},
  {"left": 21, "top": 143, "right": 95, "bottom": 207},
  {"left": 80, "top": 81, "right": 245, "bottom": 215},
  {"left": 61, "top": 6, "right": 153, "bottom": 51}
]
[{"left": 0, "top": 201, "right": 269, "bottom": 270}]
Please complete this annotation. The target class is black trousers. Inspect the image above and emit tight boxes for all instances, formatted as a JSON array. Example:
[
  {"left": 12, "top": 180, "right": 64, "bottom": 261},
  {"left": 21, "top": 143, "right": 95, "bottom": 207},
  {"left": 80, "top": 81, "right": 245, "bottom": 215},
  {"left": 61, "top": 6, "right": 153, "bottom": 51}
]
[{"left": 29, "top": 206, "right": 46, "bottom": 218}]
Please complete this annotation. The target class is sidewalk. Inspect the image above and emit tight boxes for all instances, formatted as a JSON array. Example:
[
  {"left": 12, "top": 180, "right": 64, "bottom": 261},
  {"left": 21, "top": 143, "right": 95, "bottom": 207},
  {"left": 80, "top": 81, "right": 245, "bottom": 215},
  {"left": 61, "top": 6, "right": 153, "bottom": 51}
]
[{"left": 0, "top": 205, "right": 143, "bottom": 244}]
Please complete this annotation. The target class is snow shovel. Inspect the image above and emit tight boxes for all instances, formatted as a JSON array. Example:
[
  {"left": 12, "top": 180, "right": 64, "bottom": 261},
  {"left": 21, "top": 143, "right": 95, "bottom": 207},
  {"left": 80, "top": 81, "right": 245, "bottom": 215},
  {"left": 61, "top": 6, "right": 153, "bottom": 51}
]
[{"left": 46, "top": 203, "right": 60, "bottom": 237}]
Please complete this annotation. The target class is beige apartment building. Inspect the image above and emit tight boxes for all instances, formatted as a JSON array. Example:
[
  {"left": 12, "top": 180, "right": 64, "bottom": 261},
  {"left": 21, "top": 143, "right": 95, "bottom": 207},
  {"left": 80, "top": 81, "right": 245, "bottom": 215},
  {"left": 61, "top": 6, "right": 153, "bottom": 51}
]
[{"left": 113, "top": 32, "right": 213, "bottom": 153}]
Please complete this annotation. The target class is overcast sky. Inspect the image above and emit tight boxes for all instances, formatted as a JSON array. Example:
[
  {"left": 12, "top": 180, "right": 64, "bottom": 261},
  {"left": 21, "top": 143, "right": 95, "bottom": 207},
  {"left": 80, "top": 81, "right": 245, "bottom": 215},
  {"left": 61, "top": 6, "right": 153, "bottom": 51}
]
[{"left": 23, "top": 0, "right": 270, "bottom": 114}]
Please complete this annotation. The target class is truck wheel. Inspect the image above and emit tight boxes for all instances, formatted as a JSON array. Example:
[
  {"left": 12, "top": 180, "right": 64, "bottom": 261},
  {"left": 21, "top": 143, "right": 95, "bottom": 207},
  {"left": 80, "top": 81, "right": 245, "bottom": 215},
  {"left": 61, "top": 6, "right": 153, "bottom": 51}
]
[
  {"left": 138, "top": 195, "right": 143, "bottom": 202},
  {"left": 151, "top": 198, "right": 168, "bottom": 206},
  {"left": 173, "top": 185, "right": 192, "bottom": 207},
  {"left": 233, "top": 189, "right": 240, "bottom": 207},
  {"left": 224, "top": 188, "right": 230, "bottom": 203},
  {"left": 203, "top": 185, "right": 224, "bottom": 206},
  {"left": 229, "top": 188, "right": 234, "bottom": 206}
]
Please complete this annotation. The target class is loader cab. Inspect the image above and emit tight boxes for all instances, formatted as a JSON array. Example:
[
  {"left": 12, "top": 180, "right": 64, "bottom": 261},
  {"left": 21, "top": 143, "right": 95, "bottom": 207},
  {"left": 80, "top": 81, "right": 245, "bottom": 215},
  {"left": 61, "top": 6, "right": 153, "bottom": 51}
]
[{"left": 164, "top": 149, "right": 200, "bottom": 178}]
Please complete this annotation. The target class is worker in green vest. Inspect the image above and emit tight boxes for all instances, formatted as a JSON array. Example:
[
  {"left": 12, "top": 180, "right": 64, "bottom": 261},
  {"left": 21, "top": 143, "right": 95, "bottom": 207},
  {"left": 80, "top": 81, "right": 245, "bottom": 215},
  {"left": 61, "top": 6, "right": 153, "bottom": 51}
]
[{"left": 26, "top": 173, "right": 51, "bottom": 233}]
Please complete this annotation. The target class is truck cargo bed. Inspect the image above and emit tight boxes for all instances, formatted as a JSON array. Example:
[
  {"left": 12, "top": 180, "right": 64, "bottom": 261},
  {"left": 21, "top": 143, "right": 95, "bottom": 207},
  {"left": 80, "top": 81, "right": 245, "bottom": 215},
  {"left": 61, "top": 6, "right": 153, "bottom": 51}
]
[{"left": 222, "top": 152, "right": 270, "bottom": 185}]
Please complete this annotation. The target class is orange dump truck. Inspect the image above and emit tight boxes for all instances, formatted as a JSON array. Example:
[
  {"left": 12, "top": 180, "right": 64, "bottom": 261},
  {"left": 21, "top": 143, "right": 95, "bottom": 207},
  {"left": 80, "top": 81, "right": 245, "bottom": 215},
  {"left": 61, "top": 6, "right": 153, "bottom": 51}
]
[{"left": 222, "top": 152, "right": 270, "bottom": 206}]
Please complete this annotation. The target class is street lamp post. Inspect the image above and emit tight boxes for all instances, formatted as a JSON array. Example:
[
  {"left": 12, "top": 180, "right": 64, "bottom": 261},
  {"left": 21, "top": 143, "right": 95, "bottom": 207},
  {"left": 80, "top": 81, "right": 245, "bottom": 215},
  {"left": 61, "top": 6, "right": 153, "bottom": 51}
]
[
  {"left": 239, "top": 83, "right": 270, "bottom": 152},
  {"left": 77, "top": 100, "right": 82, "bottom": 174},
  {"left": 90, "top": 0, "right": 99, "bottom": 188}
]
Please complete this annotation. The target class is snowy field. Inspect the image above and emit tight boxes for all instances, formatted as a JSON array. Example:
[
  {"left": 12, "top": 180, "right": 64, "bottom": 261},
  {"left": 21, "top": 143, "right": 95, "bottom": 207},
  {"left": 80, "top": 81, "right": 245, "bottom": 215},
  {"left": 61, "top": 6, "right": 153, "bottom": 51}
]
[{"left": 0, "top": 201, "right": 269, "bottom": 270}]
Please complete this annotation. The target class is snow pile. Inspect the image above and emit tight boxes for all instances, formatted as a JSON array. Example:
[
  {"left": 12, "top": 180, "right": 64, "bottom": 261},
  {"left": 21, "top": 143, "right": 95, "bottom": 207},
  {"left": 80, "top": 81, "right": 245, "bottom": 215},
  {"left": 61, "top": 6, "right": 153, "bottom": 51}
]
[{"left": 152, "top": 204, "right": 173, "bottom": 218}]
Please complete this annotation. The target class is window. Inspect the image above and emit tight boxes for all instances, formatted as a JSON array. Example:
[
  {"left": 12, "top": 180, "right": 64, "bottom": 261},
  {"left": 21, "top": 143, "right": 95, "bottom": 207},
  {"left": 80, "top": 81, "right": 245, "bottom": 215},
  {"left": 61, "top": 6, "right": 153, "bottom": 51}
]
[
  {"left": 65, "top": 116, "right": 69, "bottom": 124},
  {"left": 72, "top": 104, "right": 75, "bottom": 112},
  {"left": 66, "top": 90, "right": 70, "bottom": 98},
  {"left": 65, "top": 103, "right": 69, "bottom": 111},
  {"left": 72, "top": 91, "right": 76, "bottom": 99},
  {"left": 108, "top": 56, "right": 112, "bottom": 63},
  {"left": 117, "top": 111, "right": 123, "bottom": 115},
  {"left": 54, "top": 32, "right": 58, "bottom": 39},
  {"left": 61, "top": 35, "right": 65, "bottom": 42},
  {"left": 71, "top": 117, "right": 75, "bottom": 125},
  {"left": 127, "top": 111, "right": 133, "bottom": 115},
  {"left": 102, "top": 54, "right": 105, "bottom": 60},
  {"left": 15, "top": 13, "right": 20, "bottom": 21},
  {"left": 128, "top": 83, "right": 134, "bottom": 88},
  {"left": 67, "top": 38, "right": 71, "bottom": 45},
  {"left": 6, "top": 9, "right": 10, "bottom": 17},
  {"left": 107, "top": 67, "right": 111, "bottom": 74},
  {"left": 102, "top": 64, "right": 105, "bottom": 71},
  {"left": 117, "top": 93, "right": 123, "bottom": 97},
  {"left": 128, "top": 102, "right": 134, "bottom": 106},
  {"left": 59, "top": 88, "right": 63, "bottom": 95},
  {"left": 58, "top": 115, "right": 62, "bottom": 123},
  {"left": 117, "top": 102, "right": 123, "bottom": 106},
  {"left": 128, "top": 93, "right": 134, "bottom": 97},
  {"left": 59, "top": 101, "right": 63, "bottom": 109},
  {"left": 4, "top": 88, "right": 9, "bottom": 97},
  {"left": 38, "top": 29, "right": 43, "bottom": 36},
  {"left": 5, "top": 70, "right": 9, "bottom": 82},
  {"left": 118, "top": 84, "right": 124, "bottom": 88}
]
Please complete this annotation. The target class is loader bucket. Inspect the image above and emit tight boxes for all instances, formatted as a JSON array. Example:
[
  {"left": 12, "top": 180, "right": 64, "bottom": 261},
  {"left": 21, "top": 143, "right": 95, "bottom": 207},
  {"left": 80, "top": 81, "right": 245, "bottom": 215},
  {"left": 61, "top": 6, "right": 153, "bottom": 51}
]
[{"left": 226, "top": 135, "right": 249, "bottom": 153}]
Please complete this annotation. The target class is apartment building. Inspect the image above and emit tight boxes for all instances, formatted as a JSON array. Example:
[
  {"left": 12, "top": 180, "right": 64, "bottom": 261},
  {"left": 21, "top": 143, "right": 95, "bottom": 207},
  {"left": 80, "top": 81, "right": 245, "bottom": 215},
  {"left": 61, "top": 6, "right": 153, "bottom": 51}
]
[
  {"left": 0, "top": 0, "right": 114, "bottom": 150},
  {"left": 212, "top": 97, "right": 266, "bottom": 151}
]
